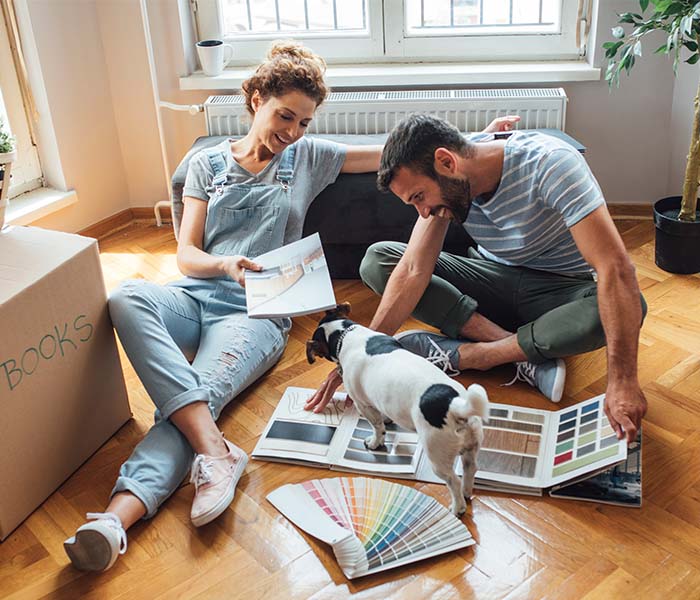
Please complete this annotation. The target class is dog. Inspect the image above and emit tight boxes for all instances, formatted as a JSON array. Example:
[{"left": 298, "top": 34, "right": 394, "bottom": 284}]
[{"left": 307, "top": 303, "right": 489, "bottom": 516}]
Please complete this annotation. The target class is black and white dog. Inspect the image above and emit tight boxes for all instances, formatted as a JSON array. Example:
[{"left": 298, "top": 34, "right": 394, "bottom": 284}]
[{"left": 307, "top": 304, "right": 489, "bottom": 516}]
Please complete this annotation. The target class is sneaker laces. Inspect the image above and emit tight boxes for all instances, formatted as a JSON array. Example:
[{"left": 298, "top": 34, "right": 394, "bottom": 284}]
[
  {"left": 85, "top": 512, "right": 127, "bottom": 554},
  {"left": 190, "top": 454, "right": 214, "bottom": 490},
  {"left": 503, "top": 361, "right": 536, "bottom": 387},
  {"left": 425, "top": 338, "right": 460, "bottom": 377}
]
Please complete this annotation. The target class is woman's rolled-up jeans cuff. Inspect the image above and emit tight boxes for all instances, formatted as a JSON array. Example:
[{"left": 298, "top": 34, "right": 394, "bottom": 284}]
[
  {"left": 158, "top": 386, "right": 211, "bottom": 421},
  {"left": 439, "top": 295, "right": 479, "bottom": 340},
  {"left": 111, "top": 477, "right": 160, "bottom": 519}
]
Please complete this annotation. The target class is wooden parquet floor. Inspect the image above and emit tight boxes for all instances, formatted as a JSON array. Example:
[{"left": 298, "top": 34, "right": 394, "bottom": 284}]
[{"left": 2, "top": 219, "right": 700, "bottom": 600}]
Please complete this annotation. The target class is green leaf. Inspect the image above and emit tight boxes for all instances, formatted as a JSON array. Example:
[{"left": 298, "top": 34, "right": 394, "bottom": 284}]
[
  {"left": 684, "top": 39, "right": 698, "bottom": 51},
  {"left": 640, "top": 0, "right": 650, "bottom": 11},
  {"left": 686, "top": 53, "right": 700, "bottom": 63},
  {"left": 612, "top": 25, "right": 626, "bottom": 38}
]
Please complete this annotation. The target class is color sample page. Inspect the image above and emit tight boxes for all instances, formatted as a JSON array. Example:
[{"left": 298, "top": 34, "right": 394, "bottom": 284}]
[
  {"left": 545, "top": 395, "right": 627, "bottom": 488},
  {"left": 550, "top": 428, "right": 641, "bottom": 506},
  {"left": 245, "top": 233, "right": 336, "bottom": 318}
]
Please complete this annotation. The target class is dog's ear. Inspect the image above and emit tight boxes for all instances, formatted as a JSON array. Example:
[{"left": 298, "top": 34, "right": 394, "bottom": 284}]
[
  {"left": 325, "top": 302, "right": 351, "bottom": 319},
  {"left": 306, "top": 339, "right": 329, "bottom": 364}
]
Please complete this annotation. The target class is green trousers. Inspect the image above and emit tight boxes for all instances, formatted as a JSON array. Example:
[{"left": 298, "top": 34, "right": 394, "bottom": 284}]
[{"left": 359, "top": 242, "right": 647, "bottom": 364}]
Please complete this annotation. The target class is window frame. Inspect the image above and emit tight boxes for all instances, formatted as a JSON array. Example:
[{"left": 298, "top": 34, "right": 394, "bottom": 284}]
[
  {"left": 193, "top": 0, "right": 589, "bottom": 66},
  {"left": 385, "top": 0, "right": 583, "bottom": 61},
  {"left": 194, "top": 0, "right": 385, "bottom": 64},
  {"left": 0, "top": 10, "right": 42, "bottom": 200}
]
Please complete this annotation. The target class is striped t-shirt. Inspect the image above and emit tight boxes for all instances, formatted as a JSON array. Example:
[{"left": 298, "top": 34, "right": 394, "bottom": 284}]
[{"left": 465, "top": 131, "right": 604, "bottom": 275}]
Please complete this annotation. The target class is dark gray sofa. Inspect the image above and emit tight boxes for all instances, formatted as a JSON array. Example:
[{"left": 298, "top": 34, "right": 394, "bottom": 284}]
[{"left": 170, "top": 134, "right": 475, "bottom": 279}]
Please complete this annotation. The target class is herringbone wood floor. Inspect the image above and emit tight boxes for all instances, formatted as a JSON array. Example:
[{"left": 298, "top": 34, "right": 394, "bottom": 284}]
[{"left": 2, "top": 219, "right": 700, "bottom": 600}]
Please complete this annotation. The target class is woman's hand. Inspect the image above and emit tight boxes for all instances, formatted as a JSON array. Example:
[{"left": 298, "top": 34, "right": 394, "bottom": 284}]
[
  {"left": 223, "top": 255, "right": 263, "bottom": 286},
  {"left": 483, "top": 115, "right": 521, "bottom": 133}
]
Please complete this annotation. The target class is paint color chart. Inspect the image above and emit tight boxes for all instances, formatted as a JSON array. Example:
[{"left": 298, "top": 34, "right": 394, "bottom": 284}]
[
  {"left": 267, "top": 477, "right": 475, "bottom": 579},
  {"left": 551, "top": 398, "right": 620, "bottom": 478}
]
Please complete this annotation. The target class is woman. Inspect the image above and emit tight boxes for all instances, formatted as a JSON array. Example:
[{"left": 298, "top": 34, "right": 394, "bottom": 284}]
[
  {"left": 63, "top": 41, "right": 380, "bottom": 572},
  {"left": 63, "top": 40, "right": 516, "bottom": 572}
]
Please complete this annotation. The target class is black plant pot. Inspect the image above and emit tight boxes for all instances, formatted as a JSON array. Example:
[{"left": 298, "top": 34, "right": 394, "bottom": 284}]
[{"left": 653, "top": 196, "right": 700, "bottom": 274}]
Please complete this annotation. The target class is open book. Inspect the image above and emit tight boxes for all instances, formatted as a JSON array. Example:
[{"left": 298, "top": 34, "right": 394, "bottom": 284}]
[
  {"left": 244, "top": 233, "right": 336, "bottom": 318},
  {"left": 252, "top": 387, "right": 629, "bottom": 497},
  {"left": 267, "top": 477, "right": 475, "bottom": 579}
]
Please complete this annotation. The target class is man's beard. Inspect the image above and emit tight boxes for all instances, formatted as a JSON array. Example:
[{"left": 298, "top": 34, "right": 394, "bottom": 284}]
[{"left": 433, "top": 174, "right": 473, "bottom": 223}]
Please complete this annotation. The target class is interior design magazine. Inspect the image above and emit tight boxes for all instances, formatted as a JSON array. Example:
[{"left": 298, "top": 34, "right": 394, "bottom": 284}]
[
  {"left": 244, "top": 233, "right": 336, "bottom": 318},
  {"left": 252, "top": 387, "right": 629, "bottom": 496}
]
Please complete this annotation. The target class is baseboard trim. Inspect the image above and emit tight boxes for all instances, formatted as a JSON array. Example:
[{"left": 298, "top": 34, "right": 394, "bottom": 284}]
[
  {"left": 79, "top": 206, "right": 173, "bottom": 239},
  {"left": 79, "top": 208, "right": 134, "bottom": 239},
  {"left": 80, "top": 203, "right": 651, "bottom": 241},
  {"left": 608, "top": 204, "right": 653, "bottom": 220}
]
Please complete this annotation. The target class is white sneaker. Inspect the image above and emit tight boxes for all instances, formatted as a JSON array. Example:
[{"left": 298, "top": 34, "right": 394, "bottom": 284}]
[{"left": 64, "top": 512, "right": 127, "bottom": 572}]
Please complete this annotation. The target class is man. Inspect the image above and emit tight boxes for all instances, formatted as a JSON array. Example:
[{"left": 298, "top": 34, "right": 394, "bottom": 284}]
[{"left": 307, "top": 114, "right": 647, "bottom": 443}]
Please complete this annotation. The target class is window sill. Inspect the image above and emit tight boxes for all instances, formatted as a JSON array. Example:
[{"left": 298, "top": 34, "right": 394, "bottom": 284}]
[
  {"left": 5, "top": 187, "right": 78, "bottom": 226},
  {"left": 180, "top": 61, "right": 601, "bottom": 90}
]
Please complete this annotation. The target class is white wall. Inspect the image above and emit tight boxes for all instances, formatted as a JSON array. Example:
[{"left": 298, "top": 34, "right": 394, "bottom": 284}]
[
  {"left": 24, "top": 0, "right": 131, "bottom": 232},
  {"left": 668, "top": 62, "right": 700, "bottom": 199},
  {"left": 21, "top": 0, "right": 686, "bottom": 233}
]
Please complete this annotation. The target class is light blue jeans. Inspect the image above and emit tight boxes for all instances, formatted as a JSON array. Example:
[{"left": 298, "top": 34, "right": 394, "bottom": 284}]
[{"left": 108, "top": 278, "right": 289, "bottom": 518}]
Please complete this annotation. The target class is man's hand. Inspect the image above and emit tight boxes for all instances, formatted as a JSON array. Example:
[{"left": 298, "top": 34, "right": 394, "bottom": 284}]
[
  {"left": 604, "top": 383, "right": 647, "bottom": 444},
  {"left": 305, "top": 367, "right": 343, "bottom": 413},
  {"left": 483, "top": 115, "right": 521, "bottom": 133}
]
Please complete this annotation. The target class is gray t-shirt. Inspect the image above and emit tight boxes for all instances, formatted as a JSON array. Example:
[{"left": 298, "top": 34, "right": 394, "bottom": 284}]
[{"left": 183, "top": 136, "right": 347, "bottom": 245}]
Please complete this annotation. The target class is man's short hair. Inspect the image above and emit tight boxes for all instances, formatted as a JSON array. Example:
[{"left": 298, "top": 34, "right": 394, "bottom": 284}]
[{"left": 377, "top": 114, "right": 474, "bottom": 192}]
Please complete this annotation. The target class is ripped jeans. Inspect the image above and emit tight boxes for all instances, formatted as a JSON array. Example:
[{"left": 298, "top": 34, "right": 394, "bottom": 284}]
[{"left": 108, "top": 278, "right": 289, "bottom": 518}]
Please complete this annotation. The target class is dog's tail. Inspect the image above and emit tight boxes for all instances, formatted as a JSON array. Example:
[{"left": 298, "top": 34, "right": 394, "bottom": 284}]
[{"left": 449, "top": 384, "right": 489, "bottom": 422}]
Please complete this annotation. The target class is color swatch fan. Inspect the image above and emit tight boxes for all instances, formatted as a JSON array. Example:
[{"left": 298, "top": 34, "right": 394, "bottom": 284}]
[{"left": 267, "top": 477, "right": 475, "bottom": 579}]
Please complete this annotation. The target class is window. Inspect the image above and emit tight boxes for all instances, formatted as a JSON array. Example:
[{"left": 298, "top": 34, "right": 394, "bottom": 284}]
[
  {"left": 194, "top": 0, "right": 588, "bottom": 64},
  {"left": 0, "top": 7, "right": 42, "bottom": 199}
]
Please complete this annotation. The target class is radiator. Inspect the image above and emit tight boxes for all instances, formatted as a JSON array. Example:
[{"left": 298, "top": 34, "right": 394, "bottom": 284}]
[{"left": 204, "top": 88, "right": 568, "bottom": 136}]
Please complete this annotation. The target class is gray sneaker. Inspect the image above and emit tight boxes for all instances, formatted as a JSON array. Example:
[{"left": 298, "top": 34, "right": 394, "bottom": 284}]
[
  {"left": 504, "top": 359, "right": 566, "bottom": 403},
  {"left": 395, "top": 330, "right": 463, "bottom": 377}
]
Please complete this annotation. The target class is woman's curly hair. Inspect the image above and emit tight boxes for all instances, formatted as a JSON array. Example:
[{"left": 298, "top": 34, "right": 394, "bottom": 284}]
[{"left": 241, "top": 40, "right": 328, "bottom": 115}]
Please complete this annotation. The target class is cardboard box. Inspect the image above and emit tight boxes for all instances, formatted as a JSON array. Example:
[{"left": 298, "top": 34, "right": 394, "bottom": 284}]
[{"left": 0, "top": 226, "right": 131, "bottom": 540}]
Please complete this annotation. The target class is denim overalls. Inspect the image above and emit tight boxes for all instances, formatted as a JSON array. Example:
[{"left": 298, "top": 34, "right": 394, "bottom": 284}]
[{"left": 108, "top": 144, "right": 296, "bottom": 518}]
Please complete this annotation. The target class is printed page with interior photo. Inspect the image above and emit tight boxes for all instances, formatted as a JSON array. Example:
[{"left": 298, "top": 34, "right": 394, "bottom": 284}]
[
  {"left": 329, "top": 413, "right": 423, "bottom": 476},
  {"left": 252, "top": 387, "right": 356, "bottom": 468},
  {"left": 252, "top": 387, "right": 421, "bottom": 477},
  {"left": 245, "top": 233, "right": 336, "bottom": 318}
]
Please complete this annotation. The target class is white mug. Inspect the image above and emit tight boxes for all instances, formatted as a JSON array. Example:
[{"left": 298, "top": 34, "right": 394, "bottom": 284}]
[{"left": 196, "top": 40, "right": 233, "bottom": 76}]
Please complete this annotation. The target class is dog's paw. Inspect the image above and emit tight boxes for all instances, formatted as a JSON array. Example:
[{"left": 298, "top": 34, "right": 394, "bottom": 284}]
[
  {"left": 363, "top": 435, "right": 385, "bottom": 451},
  {"left": 382, "top": 416, "right": 394, "bottom": 425},
  {"left": 462, "top": 487, "right": 474, "bottom": 501},
  {"left": 450, "top": 500, "right": 468, "bottom": 517}
]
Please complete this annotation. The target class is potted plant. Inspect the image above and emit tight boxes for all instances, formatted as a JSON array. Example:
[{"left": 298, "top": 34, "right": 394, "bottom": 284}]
[
  {"left": 0, "top": 117, "right": 16, "bottom": 229},
  {"left": 605, "top": 0, "right": 700, "bottom": 274}
]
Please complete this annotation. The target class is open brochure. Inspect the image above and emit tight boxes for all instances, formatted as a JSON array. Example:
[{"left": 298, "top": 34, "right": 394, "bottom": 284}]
[
  {"left": 244, "top": 233, "right": 336, "bottom": 318},
  {"left": 549, "top": 429, "right": 642, "bottom": 507},
  {"left": 252, "top": 387, "right": 629, "bottom": 497}
]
